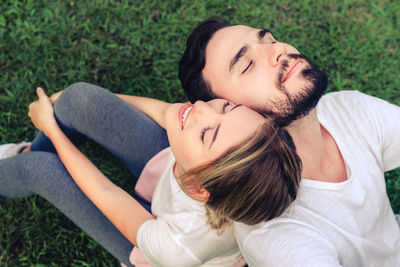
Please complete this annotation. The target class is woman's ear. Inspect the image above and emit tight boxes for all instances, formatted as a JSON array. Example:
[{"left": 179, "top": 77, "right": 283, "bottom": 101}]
[{"left": 189, "top": 187, "right": 210, "bottom": 202}]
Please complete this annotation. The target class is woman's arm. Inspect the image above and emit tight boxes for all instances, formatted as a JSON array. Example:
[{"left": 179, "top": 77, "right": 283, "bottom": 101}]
[{"left": 29, "top": 88, "right": 154, "bottom": 246}]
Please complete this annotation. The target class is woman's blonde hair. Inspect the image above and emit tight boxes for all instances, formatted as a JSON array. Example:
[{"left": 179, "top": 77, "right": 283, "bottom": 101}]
[{"left": 179, "top": 121, "right": 302, "bottom": 233}]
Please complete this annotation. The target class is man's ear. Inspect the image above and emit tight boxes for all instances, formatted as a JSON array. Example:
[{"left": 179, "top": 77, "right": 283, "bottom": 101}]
[{"left": 189, "top": 187, "right": 210, "bottom": 202}]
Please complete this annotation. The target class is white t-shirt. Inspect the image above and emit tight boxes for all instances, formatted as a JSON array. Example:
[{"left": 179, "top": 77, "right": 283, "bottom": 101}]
[
  {"left": 137, "top": 152, "right": 243, "bottom": 267},
  {"left": 235, "top": 91, "right": 400, "bottom": 267}
]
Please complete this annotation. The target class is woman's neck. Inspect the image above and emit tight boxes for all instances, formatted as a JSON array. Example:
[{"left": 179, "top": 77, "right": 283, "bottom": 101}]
[{"left": 173, "top": 162, "right": 185, "bottom": 177}]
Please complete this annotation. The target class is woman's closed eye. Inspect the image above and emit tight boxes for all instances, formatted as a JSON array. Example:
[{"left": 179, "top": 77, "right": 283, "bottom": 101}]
[
  {"left": 200, "top": 101, "right": 230, "bottom": 143},
  {"left": 201, "top": 126, "right": 211, "bottom": 143},
  {"left": 200, "top": 101, "right": 240, "bottom": 143},
  {"left": 223, "top": 102, "right": 243, "bottom": 114},
  {"left": 222, "top": 101, "right": 231, "bottom": 113}
]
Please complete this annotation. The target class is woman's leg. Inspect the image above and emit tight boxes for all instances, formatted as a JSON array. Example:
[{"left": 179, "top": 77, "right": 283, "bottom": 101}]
[
  {"left": 12, "top": 83, "right": 167, "bottom": 264},
  {"left": 0, "top": 151, "right": 134, "bottom": 266},
  {"left": 31, "top": 82, "right": 169, "bottom": 177}
]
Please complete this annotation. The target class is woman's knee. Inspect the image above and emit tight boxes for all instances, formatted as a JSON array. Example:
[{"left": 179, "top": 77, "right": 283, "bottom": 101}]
[
  {"left": 54, "top": 82, "right": 115, "bottom": 123},
  {"left": 61, "top": 82, "right": 110, "bottom": 105}
]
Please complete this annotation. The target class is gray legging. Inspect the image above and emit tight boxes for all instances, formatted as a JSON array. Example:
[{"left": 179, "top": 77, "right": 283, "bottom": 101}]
[{"left": 0, "top": 82, "right": 169, "bottom": 266}]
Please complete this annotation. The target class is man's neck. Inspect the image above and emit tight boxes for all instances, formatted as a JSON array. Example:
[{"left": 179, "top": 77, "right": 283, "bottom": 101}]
[{"left": 287, "top": 110, "right": 347, "bottom": 183}]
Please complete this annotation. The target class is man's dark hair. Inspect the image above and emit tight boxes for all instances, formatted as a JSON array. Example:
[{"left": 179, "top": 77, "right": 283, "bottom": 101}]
[{"left": 178, "top": 17, "right": 230, "bottom": 103}]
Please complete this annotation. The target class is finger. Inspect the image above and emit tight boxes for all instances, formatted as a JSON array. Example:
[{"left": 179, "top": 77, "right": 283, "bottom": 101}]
[
  {"left": 50, "top": 90, "right": 62, "bottom": 104},
  {"left": 36, "top": 87, "right": 47, "bottom": 98},
  {"left": 50, "top": 93, "right": 58, "bottom": 104}
]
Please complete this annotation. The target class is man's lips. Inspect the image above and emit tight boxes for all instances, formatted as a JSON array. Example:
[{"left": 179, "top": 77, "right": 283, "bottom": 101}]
[
  {"left": 282, "top": 60, "right": 302, "bottom": 83},
  {"left": 179, "top": 103, "right": 193, "bottom": 130}
]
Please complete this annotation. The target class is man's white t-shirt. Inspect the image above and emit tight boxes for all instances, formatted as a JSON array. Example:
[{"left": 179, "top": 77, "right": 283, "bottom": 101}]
[
  {"left": 137, "top": 152, "right": 243, "bottom": 267},
  {"left": 235, "top": 91, "right": 400, "bottom": 267}
]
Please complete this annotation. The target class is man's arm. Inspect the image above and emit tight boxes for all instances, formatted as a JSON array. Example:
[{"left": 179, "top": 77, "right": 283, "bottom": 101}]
[{"left": 29, "top": 88, "right": 155, "bottom": 246}]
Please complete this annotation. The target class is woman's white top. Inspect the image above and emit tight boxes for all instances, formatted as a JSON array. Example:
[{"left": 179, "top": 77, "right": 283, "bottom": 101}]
[{"left": 137, "top": 152, "right": 242, "bottom": 267}]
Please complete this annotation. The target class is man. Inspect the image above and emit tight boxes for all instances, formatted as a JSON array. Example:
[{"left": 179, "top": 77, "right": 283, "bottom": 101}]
[{"left": 178, "top": 18, "right": 400, "bottom": 266}]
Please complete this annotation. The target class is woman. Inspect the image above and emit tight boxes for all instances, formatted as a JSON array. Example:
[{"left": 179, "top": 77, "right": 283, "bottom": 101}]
[{"left": 0, "top": 83, "right": 301, "bottom": 266}]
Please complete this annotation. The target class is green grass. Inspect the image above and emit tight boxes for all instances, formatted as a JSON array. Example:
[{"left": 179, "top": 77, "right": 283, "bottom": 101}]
[{"left": 1, "top": 0, "right": 399, "bottom": 265}]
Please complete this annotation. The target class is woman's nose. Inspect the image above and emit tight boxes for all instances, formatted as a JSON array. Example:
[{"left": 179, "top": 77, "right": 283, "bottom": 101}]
[{"left": 192, "top": 101, "right": 218, "bottom": 120}]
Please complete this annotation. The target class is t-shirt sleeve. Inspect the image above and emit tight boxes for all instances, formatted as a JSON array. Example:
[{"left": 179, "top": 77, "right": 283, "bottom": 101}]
[
  {"left": 242, "top": 224, "right": 342, "bottom": 267},
  {"left": 361, "top": 93, "right": 400, "bottom": 171},
  {"left": 136, "top": 217, "right": 202, "bottom": 267}
]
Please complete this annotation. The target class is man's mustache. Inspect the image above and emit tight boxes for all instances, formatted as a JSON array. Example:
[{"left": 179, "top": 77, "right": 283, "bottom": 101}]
[{"left": 278, "top": 53, "right": 310, "bottom": 85}]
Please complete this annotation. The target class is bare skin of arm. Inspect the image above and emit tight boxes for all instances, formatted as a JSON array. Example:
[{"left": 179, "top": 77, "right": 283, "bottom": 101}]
[{"left": 29, "top": 88, "right": 168, "bottom": 245}]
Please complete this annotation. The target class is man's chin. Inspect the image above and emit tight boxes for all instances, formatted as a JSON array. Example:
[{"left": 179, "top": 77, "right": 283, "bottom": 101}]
[{"left": 266, "top": 67, "right": 328, "bottom": 127}]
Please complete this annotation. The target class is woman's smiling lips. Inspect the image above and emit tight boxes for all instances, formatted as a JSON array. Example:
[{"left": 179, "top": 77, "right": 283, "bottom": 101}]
[
  {"left": 179, "top": 103, "right": 193, "bottom": 130},
  {"left": 282, "top": 60, "right": 303, "bottom": 83}
]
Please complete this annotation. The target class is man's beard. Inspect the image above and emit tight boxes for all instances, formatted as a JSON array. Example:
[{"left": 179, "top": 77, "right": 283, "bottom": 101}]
[{"left": 258, "top": 54, "right": 328, "bottom": 127}]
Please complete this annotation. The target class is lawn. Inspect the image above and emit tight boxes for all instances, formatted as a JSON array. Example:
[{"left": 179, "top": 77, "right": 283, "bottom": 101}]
[{"left": 1, "top": 0, "right": 399, "bottom": 266}]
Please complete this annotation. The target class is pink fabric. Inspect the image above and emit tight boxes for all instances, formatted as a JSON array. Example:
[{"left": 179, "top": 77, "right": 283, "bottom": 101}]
[
  {"left": 130, "top": 147, "right": 168, "bottom": 266},
  {"left": 229, "top": 257, "right": 247, "bottom": 267},
  {"left": 130, "top": 247, "right": 153, "bottom": 267},
  {"left": 134, "top": 147, "right": 171, "bottom": 202},
  {"left": 131, "top": 147, "right": 246, "bottom": 267}
]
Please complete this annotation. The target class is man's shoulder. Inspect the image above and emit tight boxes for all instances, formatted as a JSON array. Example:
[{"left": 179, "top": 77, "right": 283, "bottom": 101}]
[
  {"left": 317, "top": 90, "right": 379, "bottom": 121},
  {"left": 319, "top": 90, "right": 367, "bottom": 105},
  {"left": 318, "top": 90, "right": 397, "bottom": 122}
]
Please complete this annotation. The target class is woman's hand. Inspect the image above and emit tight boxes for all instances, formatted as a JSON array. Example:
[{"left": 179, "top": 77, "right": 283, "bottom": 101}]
[
  {"left": 49, "top": 89, "right": 63, "bottom": 104},
  {"left": 28, "top": 87, "right": 58, "bottom": 135}
]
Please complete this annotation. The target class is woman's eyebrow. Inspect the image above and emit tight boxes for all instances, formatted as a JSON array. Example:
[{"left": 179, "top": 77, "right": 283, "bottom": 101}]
[
  {"left": 209, "top": 104, "right": 242, "bottom": 149},
  {"left": 230, "top": 104, "right": 243, "bottom": 111},
  {"left": 209, "top": 124, "right": 221, "bottom": 149}
]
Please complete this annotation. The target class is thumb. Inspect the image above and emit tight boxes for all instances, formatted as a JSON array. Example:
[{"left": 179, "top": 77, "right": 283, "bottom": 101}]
[{"left": 36, "top": 87, "right": 47, "bottom": 98}]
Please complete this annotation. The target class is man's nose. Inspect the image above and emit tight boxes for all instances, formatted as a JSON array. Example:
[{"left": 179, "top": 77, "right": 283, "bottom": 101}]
[{"left": 260, "top": 42, "right": 285, "bottom": 67}]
